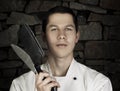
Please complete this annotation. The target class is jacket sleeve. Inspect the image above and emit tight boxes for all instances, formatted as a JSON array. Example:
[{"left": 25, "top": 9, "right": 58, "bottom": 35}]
[
  {"left": 9, "top": 80, "right": 20, "bottom": 91},
  {"left": 100, "top": 78, "right": 113, "bottom": 91},
  {"left": 91, "top": 74, "right": 113, "bottom": 91},
  {"left": 9, "top": 78, "right": 26, "bottom": 91},
  {"left": 9, "top": 72, "right": 36, "bottom": 91}
]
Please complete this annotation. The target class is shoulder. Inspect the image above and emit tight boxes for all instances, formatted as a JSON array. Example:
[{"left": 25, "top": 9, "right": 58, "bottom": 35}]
[
  {"left": 10, "top": 71, "right": 36, "bottom": 91},
  {"left": 12, "top": 71, "right": 35, "bottom": 84},
  {"left": 74, "top": 60, "right": 111, "bottom": 89},
  {"left": 75, "top": 60, "right": 107, "bottom": 79}
]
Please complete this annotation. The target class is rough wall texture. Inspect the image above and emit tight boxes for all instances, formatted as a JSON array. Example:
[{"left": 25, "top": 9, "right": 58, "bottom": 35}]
[{"left": 0, "top": 0, "right": 120, "bottom": 91}]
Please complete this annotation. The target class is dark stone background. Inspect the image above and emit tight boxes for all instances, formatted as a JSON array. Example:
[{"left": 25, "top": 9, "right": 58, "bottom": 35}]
[{"left": 0, "top": 0, "right": 120, "bottom": 91}]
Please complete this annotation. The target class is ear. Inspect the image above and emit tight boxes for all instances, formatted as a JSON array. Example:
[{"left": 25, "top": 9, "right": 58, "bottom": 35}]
[{"left": 75, "top": 31, "right": 80, "bottom": 43}]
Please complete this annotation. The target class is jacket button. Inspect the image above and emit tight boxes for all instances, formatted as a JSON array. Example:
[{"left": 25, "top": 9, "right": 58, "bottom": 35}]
[{"left": 73, "top": 77, "right": 77, "bottom": 80}]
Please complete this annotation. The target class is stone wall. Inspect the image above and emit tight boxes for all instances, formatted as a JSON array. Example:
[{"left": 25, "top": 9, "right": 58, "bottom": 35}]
[{"left": 0, "top": 0, "right": 120, "bottom": 91}]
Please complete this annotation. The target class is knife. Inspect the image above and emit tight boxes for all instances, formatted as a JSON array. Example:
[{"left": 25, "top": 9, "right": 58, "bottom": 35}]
[
  {"left": 11, "top": 24, "right": 57, "bottom": 91},
  {"left": 11, "top": 44, "right": 57, "bottom": 91},
  {"left": 11, "top": 44, "right": 40, "bottom": 74}
]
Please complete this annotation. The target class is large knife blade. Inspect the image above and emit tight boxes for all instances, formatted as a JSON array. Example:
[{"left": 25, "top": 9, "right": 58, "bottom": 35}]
[
  {"left": 11, "top": 44, "right": 38, "bottom": 74},
  {"left": 18, "top": 24, "right": 45, "bottom": 65}
]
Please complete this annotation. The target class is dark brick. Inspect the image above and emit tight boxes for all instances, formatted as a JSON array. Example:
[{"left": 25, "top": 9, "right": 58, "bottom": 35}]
[
  {"left": 85, "top": 41, "right": 120, "bottom": 59},
  {"left": 104, "top": 26, "right": 120, "bottom": 40},
  {"left": 74, "top": 42, "right": 84, "bottom": 51},
  {"left": 114, "top": 11, "right": 120, "bottom": 15},
  {"left": 70, "top": 2, "right": 106, "bottom": 14},
  {"left": 85, "top": 60, "right": 105, "bottom": 65},
  {"left": 116, "top": 59, "right": 120, "bottom": 62},
  {"left": 0, "top": 22, "right": 1, "bottom": 31},
  {"left": 0, "top": 78, "right": 13, "bottom": 90},
  {"left": 0, "top": 49, "right": 7, "bottom": 61},
  {"left": 62, "top": 2, "right": 69, "bottom": 7},
  {"left": 74, "top": 51, "right": 84, "bottom": 63},
  {"left": 7, "top": 12, "right": 40, "bottom": 25},
  {"left": 2, "top": 69, "right": 16, "bottom": 77},
  {"left": 0, "top": 60, "right": 23, "bottom": 69},
  {"left": 78, "top": 0, "right": 99, "bottom": 5},
  {"left": 88, "top": 13, "right": 120, "bottom": 26},
  {"left": 25, "top": 0, "right": 43, "bottom": 13},
  {"left": 105, "top": 61, "right": 120, "bottom": 73},
  {"left": 17, "top": 67, "right": 30, "bottom": 76},
  {"left": 87, "top": 65, "right": 104, "bottom": 72},
  {"left": 26, "top": 1, "right": 61, "bottom": 12},
  {"left": 8, "top": 48, "right": 19, "bottom": 60},
  {"left": 100, "top": 0, "right": 120, "bottom": 10},
  {"left": 0, "top": 0, "right": 26, "bottom": 12},
  {"left": 0, "top": 25, "right": 19, "bottom": 47},
  {"left": 77, "top": 15, "right": 87, "bottom": 25},
  {"left": 110, "top": 73, "right": 120, "bottom": 90},
  {"left": 35, "top": 25, "right": 42, "bottom": 35},
  {"left": 0, "top": 21, "right": 8, "bottom": 31},
  {"left": 74, "top": 51, "right": 84, "bottom": 58},
  {"left": 77, "top": 10, "right": 90, "bottom": 25},
  {"left": 40, "top": 1, "right": 61, "bottom": 11},
  {"left": 79, "top": 22, "right": 102, "bottom": 40},
  {"left": 0, "top": 13, "right": 7, "bottom": 20},
  {"left": 62, "top": 0, "right": 75, "bottom": 1}
]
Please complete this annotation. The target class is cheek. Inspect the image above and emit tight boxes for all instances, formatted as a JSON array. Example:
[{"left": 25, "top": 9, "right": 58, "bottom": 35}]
[
  {"left": 70, "top": 34, "right": 79, "bottom": 44},
  {"left": 46, "top": 33, "right": 56, "bottom": 45},
  {"left": 68, "top": 34, "right": 78, "bottom": 43}
]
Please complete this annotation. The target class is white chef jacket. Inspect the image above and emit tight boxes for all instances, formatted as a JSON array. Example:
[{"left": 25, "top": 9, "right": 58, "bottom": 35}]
[{"left": 10, "top": 59, "right": 113, "bottom": 91}]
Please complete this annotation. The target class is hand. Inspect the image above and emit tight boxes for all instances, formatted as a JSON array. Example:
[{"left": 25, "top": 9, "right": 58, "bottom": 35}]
[{"left": 36, "top": 72, "right": 60, "bottom": 91}]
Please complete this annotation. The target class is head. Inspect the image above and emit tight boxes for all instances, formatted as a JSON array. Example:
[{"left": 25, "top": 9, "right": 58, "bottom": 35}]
[
  {"left": 42, "top": 6, "right": 78, "bottom": 33},
  {"left": 42, "top": 6, "right": 80, "bottom": 59}
]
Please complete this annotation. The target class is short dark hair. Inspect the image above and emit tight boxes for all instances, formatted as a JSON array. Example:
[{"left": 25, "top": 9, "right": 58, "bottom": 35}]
[{"left": 42, "top": 6, "right": 78, "bottom": 33}]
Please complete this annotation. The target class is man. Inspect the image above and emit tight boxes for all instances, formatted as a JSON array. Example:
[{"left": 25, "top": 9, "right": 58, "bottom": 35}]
[{"left": 10, "top": 6, "right": 113, "bottom": 91}]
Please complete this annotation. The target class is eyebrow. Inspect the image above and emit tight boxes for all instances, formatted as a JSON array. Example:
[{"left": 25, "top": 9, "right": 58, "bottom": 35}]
[
  {"left": 47, "top": 24, "right": 75, "bottom": 28},
  {"left": 65, "top": 24, "right": 75, "bottom": 28},
  {"left": 47, "top": 25, "right": 57, "bottom": 28}
]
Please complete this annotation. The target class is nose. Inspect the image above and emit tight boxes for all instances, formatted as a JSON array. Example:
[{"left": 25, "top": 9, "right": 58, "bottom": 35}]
[{"left": 57, "top": 30, "right": 66, "bottom": 40}]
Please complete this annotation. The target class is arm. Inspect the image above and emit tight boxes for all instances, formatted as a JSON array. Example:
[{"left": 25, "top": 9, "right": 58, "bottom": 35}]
[
  {"left": 9, "top": 80, "right": 19, "bottom": 91},
  {"left": 91, "top": 74, "right": 113, "bottom": 91},
  {"left": 100, "top": 78, "right": 113, "bottom": 91},
  {"left": 9, "top": 76, "right": 27, "bottom": 91}
]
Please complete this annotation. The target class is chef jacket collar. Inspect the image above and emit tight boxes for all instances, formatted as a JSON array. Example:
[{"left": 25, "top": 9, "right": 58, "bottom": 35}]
[{"left": 41, "top": 58, "right": 80, "bottom": 79}]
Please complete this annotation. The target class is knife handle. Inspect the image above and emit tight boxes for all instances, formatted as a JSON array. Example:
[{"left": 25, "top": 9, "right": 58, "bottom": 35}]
[
  {"left": 35, "top": 65, "right": 43, "bottom": 73},
  {"left": 35, "top": 65, "right": 57, "bottom": 91}
]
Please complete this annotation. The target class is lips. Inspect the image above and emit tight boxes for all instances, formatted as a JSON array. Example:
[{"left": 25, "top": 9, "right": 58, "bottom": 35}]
[{"left": 56, "top": 44, "right": 67, "bottom": 47}]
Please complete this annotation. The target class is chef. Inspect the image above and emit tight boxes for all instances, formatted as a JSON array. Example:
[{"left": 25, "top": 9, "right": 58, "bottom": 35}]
[{"left": 10, "top": 6, "right": 113, "bottom": 91}]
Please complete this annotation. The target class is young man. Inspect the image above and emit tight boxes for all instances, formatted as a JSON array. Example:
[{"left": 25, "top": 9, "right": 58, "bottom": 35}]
[{"left": 10, "top": 6, "right": 113, "bottom": 91}]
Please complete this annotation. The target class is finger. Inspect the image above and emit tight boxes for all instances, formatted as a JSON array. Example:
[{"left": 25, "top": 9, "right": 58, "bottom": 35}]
[
  {"left": 47, "top": 81, "right": 60, "bottom": 89},
  {"left": 36, "top": 72, "right": 49, "bottom": 84},
  {"left": 41, "top": 76, "right": 56, "bottom": 86},
  {"left": 38, "top": 81, "right": 60, "bottom": 91}
]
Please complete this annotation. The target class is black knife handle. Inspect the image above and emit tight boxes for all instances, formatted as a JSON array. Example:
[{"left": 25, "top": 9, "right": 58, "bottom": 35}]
[
  {"left": 35, "top": 65, "right": 43, "bottom": 73},
  {"left": 35, "top": 65, "right": 57, "bottom": 91}
]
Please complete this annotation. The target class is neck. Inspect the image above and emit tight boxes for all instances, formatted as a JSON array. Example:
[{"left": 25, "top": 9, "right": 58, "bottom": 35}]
[{"left": 47, "top": 54, "right": 73, "bottom": 76}]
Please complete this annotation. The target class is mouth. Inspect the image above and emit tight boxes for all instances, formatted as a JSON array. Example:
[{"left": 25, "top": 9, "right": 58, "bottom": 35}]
[{"left": 56, "top": 44, "right": 67, "bottom": 47}]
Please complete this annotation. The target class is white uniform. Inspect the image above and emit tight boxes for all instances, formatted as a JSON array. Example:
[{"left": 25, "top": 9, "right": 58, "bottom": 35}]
[{"left": 10, "top": 59, "right": 112, "bottom": 91}]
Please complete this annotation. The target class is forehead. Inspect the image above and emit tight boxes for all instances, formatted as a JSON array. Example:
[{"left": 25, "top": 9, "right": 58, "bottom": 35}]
[{"left": 48, "top": 13, "right": 74, "bottom": 25}]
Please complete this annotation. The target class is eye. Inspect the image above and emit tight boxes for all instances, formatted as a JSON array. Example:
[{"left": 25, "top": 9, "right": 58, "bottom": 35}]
[
  {"left": 51, "top": 28, "right": 57, "bottom": 31},
  {"left": 65, "top": 27, "right": 73, "bottom": 31},
  {"left": 50, "top": 27, "right": 57, "bottom": 31}
]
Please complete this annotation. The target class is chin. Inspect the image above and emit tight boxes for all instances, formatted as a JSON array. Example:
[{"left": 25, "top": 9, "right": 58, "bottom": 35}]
[{"left": 55, "top": 52, "right": 73, "bottom": 58}]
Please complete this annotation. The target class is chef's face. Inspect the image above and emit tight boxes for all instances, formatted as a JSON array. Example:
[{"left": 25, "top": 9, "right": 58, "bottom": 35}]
[{"left": 45, "top": 13, "right": 79, "bottom": 58}]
